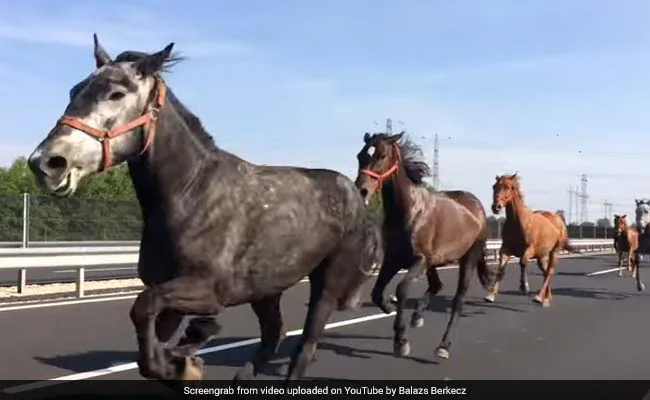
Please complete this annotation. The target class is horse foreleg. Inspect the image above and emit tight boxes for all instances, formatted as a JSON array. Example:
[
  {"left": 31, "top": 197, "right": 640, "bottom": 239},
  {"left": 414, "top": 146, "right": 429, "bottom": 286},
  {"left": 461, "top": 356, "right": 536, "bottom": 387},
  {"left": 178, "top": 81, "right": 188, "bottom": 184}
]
[
  {"left": 435, "top": 246, "right": 477, "bottom": 360},
  {"left": 484, "top": 249, "right": 509, "bottom": 303},
  {"left": 634, "top": 251, "right": 645, "bottom": 291},
  {"left": 617, "top": 250, "right": 624, "bottom": 277},
  {"left": 130, "top": 276, "right": 223, "bottom": 383},
  {"left": 392, "top": 255, "right": 426, "bottom": 358},
  {"left": 533, "top": 253, "right": 551, "bottom": 308},
  {"left": 518, "top": 247, "right": 534, "bottom": 294},
  {"left": 410, "top": 266, "right": 443, "bottom": 329},
  {"left": 371, "top": 252, "right": 402, "bottom": 314},
  {"left": 234, "top": 293, "right": 284, "bottom": 381}
]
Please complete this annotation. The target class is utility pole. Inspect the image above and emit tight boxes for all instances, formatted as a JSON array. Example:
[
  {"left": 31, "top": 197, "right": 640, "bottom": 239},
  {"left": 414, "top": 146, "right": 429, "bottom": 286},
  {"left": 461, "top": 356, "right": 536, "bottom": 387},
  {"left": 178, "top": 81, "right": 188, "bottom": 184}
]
[
  {"left": 432, "top": 133, "right": 440, "bottom": 191},
  {"left": 574, "top": 185, "right": 580, "bottom": 224},
  {"left": 386, "top": 118, "right": 392, "bottom": 135},
  {"left": 580, "top": 174, "right": 589, "bottom": 224},
  {"left": 568, "top": 187, "right": 574, "bottom": 223},
  {"left": 603, "top": 200, "right": 612, "bottom": 220}
]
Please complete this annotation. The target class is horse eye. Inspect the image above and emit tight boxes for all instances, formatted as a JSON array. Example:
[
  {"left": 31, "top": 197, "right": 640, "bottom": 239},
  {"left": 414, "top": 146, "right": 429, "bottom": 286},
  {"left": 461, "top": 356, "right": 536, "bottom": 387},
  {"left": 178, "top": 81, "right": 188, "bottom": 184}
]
[{"left": 108, "top": 92, "right": 125, "bottom": 101}]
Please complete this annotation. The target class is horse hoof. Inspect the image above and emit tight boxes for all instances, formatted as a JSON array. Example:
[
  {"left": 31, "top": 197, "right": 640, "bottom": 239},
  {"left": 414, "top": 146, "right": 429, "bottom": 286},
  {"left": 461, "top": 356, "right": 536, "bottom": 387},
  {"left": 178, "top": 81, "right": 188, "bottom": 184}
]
[
  {"left": 394, "top": 341, "right": 411, "bottom": 357},
  {"left": 520, "top": 286, "right": 530, "bottom": 295},
  {"left": 233, "top": 362, "right": 254, "bottom": 381},
  {"left": 410, "top": 316, "right": 424, "bottom": 328},
  {"left": 181, "top": 356, "right": 204, "bottom": 380},
  {"left": 483, "top": 294, "right": 495, "bottom": 303},
  {"left": 638, "top": 283, "right": 645, "bottom": 292},
  {"left": 436, "top": 347, "right": 450, "bottom": 360},
  {"left": 532, "top": 295, "right": 543, "bottom": 304},
  {"left": 389, "top": 295, "right": 398, "bottom": 304},
  {"left": 542, "top": 300, "right": 550, "bottom": 308}
]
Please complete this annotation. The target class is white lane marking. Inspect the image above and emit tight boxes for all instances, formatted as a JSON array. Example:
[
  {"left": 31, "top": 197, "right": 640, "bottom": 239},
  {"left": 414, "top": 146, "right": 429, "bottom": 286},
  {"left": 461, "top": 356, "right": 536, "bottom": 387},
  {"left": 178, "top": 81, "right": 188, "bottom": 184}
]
[
  {"left": 54, "top": 267, "right": 136, "bottom": 274},
  {"left": 0, "top": 251, "right": 614, "bottom": 313},
  {"left": 0, "top": 294, "right": 141, "bottom": 313},
  {"left": 586, "top": 267, "right": 624, "bottom": 277},
  {"left": 2, "top": 311, "right": 397, "bottom": 393}
]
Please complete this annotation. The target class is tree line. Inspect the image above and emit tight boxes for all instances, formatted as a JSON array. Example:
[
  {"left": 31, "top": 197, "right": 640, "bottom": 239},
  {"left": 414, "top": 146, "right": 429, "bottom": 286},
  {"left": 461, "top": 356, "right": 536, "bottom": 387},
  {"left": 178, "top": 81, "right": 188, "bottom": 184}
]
[{"left": 0, "top": 157, "right": 611, "bottom": 242}]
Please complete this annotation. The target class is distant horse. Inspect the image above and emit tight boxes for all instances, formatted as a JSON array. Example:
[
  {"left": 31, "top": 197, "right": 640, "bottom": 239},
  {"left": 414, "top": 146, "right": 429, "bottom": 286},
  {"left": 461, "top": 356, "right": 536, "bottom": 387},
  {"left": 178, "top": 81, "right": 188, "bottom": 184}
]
[
  {"left": 630, "top": 199, "right": 649, "bottom": 291},
  {"left": 613, "top": 214, "right": 638, "bottom": 278},
  {"left": 27, "top": 35, "right": 384, "bottom": 385},
  {"left": 484, "top": 173, "right": 576, "bottom": 307},
  {"left": 354, "top": 132, "right": 498, "bottom": 361}
]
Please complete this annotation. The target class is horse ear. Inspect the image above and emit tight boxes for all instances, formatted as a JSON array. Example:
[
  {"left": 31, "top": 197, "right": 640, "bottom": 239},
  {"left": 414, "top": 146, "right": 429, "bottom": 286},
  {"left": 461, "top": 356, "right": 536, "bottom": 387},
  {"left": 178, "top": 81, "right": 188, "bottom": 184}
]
[
  {"left": 511, "top": 172, "right": 518, "bottom": 179},
  {"left": 389, "top": 131, "right": 404, "bottom": 143},
  {"left": 93, "top": 33, "right": 112, "bottom": 68},
  {"left": 636, "top": 198, "right": 641, "bottom": 205},
  {"left": 363, "top": 132, "right": 371, "bottom": 143},
  {"left": 621, "top": 214, "right": 627, "bottom": 219},
  {"left": 135, "top": 42, "right": 175, "bottom": 77},
  {"left": 495, "top": 175, "right": 500, "bottom": 181}
]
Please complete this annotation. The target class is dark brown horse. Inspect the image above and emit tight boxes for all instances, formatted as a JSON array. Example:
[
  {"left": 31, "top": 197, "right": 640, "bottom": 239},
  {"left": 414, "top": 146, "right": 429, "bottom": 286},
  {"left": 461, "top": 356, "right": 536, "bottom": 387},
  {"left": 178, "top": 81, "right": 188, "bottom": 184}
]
[
  {"left": 485, "top": 173, "right": 574, "bottom": 307},
  {"left": 613, "top": 214, "right": 639, "bottom": 278},
  {"left": 354, "top": 132, "right": 498, "bottom": 361}
]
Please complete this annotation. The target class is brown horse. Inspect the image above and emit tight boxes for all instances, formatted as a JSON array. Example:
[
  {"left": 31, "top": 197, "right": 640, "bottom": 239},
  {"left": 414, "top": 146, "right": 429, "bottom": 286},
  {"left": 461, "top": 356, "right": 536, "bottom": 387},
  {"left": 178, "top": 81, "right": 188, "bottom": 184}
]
[
  {"left": 613, "top": 214, "right": 639, "bottom": 278},
  {"left": 354, "top": 132, "right": 498, "bottom": 361},
  {"left": 484, "top": 173, "right": 574, "bottom": 307}
]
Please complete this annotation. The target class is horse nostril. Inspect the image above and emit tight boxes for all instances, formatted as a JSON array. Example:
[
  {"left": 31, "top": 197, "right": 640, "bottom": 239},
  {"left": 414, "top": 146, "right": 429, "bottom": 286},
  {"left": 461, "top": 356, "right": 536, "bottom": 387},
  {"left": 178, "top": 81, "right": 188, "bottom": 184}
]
[
  {"left": 45, "top": 156, "right": 68, "bottom": 172},
  {"left": 360, "top": 188, "right": 368, "bottom": 197}
]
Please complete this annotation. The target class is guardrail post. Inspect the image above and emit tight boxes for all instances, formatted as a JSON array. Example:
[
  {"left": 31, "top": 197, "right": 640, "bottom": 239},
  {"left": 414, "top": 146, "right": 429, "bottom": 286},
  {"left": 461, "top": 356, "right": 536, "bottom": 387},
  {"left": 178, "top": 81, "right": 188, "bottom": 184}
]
[
  {"left": 22, "top": 193, "right": 30, "bottom": 248},
  {"left": 17, "top": 269, "right": 26, "bottom": 294},
  {"left": 76, "top": 267, "right": 85, "bottom": 298}
]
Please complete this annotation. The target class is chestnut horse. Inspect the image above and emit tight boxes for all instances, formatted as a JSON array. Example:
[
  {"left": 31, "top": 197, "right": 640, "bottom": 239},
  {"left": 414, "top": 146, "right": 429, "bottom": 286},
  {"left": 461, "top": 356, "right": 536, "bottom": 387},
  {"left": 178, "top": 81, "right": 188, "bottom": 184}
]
[
  {"left": 613, "top": 214, "right": 638, "bottom": 278},
  {"left": 484, "top": 173, "right": 575, "bottom": 307},
  {"left": 354, "top": 132, "right": 498, "bottom": 361}
]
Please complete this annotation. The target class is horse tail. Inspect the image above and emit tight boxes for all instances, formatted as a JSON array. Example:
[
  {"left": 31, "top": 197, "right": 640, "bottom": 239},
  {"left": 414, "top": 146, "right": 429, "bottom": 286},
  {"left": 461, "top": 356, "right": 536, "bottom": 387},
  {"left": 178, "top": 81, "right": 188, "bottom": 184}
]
[
  {"left": 562, "top": 239, "right": 579, "bottom": 254},
  {"left": 555, "top": 211, "right": 579, "bottom": 254}
]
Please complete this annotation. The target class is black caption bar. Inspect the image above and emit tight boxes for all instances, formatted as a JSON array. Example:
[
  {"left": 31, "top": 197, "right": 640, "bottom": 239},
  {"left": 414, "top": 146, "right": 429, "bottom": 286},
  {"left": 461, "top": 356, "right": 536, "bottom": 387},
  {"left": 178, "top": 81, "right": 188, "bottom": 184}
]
[{"left": 1, "top": 380, "right": 650, "bottom": 400}]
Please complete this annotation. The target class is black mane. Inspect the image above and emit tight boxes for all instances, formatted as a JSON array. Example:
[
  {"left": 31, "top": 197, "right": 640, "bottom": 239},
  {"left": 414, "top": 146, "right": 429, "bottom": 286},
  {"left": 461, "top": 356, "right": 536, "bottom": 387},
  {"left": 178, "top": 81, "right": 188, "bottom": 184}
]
[{"left": 113, "top": 51, "right": 218, "bottom": 151}]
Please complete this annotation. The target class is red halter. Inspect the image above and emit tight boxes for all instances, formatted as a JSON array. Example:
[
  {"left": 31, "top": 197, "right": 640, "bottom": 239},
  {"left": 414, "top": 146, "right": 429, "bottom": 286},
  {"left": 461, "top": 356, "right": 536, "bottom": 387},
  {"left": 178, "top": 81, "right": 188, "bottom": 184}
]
[{"left": 359, "top": 143, "right": 401, "bottom": 190}]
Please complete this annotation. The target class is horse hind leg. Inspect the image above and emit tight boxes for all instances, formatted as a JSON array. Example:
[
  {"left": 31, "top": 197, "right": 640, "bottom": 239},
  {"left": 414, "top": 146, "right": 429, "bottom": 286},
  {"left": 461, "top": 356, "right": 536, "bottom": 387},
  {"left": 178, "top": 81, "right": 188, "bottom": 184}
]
[
  {"left": 129, "top": 276, "right": 223, "bottom": 383},
  {"left": 234, "top": 293, "right": 285, "bottom": 381},
  {"left": 532, "top": 253, "right": 552, "bottom": 308},
  {"left": 435, "top": 244, "right": 478, "bottom": 360},
  {"left": 285, "top": 262, "right": 335, "bottom": 381},
  {"left": 410, "top": 266, "right": 443, "bottom": 329}
]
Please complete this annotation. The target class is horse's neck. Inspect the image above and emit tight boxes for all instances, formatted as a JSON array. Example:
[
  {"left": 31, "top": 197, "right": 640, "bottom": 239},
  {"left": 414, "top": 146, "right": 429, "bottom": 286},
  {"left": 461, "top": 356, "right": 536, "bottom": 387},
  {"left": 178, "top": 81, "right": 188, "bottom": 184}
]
[
  {"left": 381, "top": 167, "right": 418, "bottom": 228},
  {"left": 128, "top": 102, "right": 215, "bottom": 237},
  {"left": 505, "top": 190, "right": 532, "bottom": 233}
]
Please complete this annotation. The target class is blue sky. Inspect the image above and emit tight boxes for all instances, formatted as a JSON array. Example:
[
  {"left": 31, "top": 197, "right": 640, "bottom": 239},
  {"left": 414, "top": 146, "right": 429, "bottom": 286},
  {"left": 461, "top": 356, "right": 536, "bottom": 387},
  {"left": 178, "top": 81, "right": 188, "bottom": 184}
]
[{"left": 1, "top": 0, "right": 650, "bottom": 223}]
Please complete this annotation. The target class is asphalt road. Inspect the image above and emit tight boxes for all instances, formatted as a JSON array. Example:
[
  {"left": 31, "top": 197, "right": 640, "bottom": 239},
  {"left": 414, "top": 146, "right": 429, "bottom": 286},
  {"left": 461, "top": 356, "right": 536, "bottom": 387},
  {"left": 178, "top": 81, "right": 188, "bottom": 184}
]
[
  {"left": 0, "top": 264, "right": 137, "bottom": 287},
  {"left": 0, "top": 254, "right": 647, "bottom": 394}
]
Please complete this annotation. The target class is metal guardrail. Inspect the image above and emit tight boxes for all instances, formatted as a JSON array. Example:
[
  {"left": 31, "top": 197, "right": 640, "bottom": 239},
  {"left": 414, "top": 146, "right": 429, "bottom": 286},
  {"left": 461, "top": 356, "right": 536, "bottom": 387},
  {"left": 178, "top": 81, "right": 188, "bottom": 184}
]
[
  {"left": 0, "top": 240, "right": 138, "bottom": 249},
  {"left": 0, "top": 239, "right": 614, "bottom": 299}
]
